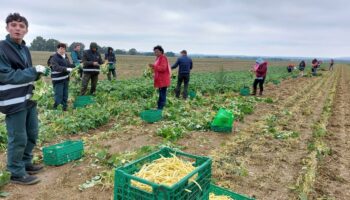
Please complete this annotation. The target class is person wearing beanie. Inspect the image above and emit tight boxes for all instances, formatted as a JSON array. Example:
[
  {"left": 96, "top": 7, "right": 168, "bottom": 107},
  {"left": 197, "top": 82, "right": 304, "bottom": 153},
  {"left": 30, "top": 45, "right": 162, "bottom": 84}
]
[{"left": 81, "top": 42, "right": 103, "bottom": 95}]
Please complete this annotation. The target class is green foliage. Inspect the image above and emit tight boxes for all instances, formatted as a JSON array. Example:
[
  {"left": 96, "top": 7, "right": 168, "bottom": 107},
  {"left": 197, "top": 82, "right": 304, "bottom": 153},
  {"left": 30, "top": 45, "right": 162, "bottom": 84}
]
[
  {"left": 0, "top": 171, "right": 10, "bottom": 188},
  {"left": 0, "top": 66, "right": 289, "bottom": 147}
]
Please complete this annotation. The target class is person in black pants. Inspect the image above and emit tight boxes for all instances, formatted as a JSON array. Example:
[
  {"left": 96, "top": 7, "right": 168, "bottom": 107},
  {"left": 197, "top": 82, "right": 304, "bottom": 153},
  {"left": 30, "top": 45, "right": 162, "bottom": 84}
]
[
  {"left": 251, "top": 58, "right": 268, "bottom": 96},
  {"left": 171, "top": 50, "right": 193, "bottom": 99}
]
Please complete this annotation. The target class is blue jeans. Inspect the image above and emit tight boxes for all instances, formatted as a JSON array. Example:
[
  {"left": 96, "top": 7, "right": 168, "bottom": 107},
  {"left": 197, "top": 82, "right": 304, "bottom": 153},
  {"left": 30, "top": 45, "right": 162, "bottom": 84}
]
[
  {"left": 158, "top": 87, "right": 167, "bottom": 110},
  {"left": 5, "top": 105, "right": 38, "bottom": 177},
  {"left": 53, "top": 80, "right": 69, "bottom": 110}
]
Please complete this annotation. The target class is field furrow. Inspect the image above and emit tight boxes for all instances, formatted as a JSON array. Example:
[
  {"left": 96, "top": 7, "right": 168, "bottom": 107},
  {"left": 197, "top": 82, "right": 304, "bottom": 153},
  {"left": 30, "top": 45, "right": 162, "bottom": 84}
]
[{"left": 211, "top": 71, "right": 337, "bottom": 199}]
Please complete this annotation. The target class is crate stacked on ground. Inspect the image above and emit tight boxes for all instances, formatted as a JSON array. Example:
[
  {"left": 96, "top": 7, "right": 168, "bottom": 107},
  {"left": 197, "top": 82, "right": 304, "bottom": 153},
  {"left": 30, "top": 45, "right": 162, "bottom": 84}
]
[
  {"left": 43, "top": 140, "right": 84, "bottom": 166},
  {"left": 209, "top": 184, "right": 255, "bottom": 200},
  {"left": 73, "top": 95, "right": 95, "bottom": 108},
  {"left": 114, "top": 147, "right": 212, "bottom": 200},
  {"left": 140, "top": 109, "right": 162, "bottom": 123},
  {"left": 211, "top": 108, "right": 234, "bottom": 133},
  {"left": 114, "top": 147, "right": 255, "bottom": 200},
  {"left": 239, "top": 86, "right": 250, "bottom": 96}
]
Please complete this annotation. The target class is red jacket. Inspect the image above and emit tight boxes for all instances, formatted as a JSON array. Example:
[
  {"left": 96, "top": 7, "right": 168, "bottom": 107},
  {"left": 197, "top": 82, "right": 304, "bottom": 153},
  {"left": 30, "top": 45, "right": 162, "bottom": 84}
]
[
  {"left": 255, "top": 62, "right": 268, "bottom": 78},
  {"left": 153, "top": 54, "right": 171, "bottom": 88}
]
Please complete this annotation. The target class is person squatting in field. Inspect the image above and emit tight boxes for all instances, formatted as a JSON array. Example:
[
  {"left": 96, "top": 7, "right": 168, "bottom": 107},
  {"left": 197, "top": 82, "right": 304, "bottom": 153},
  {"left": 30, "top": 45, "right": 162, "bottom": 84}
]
[
  {"left": 287, "top": 64, "right": 294, "bottom": 73},
  {"left": 171, "top": 50, "right": 193, "bottom": 99},
  {"left": 251, "top": 58, "right": 268, "bottom": 96},
  {"left": 81, "top": 42, "right": 103, "bottom": 95},
  {"left": 149, "top": 45, "right": 171, "bottom": 110},
  {"left": 49, "top": 43, "right": 75, "bottom": 111},
  {"left": 0, "top": 13, "right": 51, "bottom": 185},
  {"left": 104, "top": 47, "right": 117, "bottom": 80}
]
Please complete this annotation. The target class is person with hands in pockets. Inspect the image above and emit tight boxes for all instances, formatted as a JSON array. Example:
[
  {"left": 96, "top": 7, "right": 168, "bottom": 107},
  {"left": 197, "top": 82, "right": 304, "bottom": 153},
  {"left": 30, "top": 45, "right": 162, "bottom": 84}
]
[
  {"left": 49, "top": 43, "right": 75, "bottom": 111},
  {"left": 0, "top": 13, "right": 50, "bottom": 185}
]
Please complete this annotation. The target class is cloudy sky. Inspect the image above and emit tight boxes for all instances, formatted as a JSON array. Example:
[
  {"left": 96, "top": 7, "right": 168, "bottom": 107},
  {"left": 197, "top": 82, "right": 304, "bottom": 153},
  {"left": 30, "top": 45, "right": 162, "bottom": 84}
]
[{"left": 0, "top": 0, "right": 349, "bottom": 57}]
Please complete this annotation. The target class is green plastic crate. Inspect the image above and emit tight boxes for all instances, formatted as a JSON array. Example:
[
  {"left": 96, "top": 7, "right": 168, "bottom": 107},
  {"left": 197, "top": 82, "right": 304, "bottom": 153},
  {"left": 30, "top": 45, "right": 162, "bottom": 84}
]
[
  {"left": 209, "top": 184, "right": 255, "bottom": 200},
  {"left": 73, "top": 95, "right": 95, "bottom": 108},
  {"left": 210, "top": 124, "right": 232, "bottom": 133},
  {"left": 140, "top": 110, "right": 162, "bottom": 123},
  {"left": 189, "top": 91, "right": 196, "bottom": 99},
  {"left": 239, "top": 87, "right": 250, "bottom": 96},
  {"left": 43, "top": 140, "right": 84, "bottom": 166},
  {"left": 114, "top": 147, "right": 212, "bottom": 200},
  {"left": 211, "top": 109, "right": 234, "bottom": 133}
]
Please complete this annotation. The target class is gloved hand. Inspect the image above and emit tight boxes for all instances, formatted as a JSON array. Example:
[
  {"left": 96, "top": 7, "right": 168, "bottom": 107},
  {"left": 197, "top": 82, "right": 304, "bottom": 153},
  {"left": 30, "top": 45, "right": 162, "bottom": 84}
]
[
  {"left": 34, "top": 65, "right": 47, "bottom": 74},
  {"left": 66, "top": 68, "right": 73, "bottom": 72},
  {"left": 35, "top": 65, "right": 50, "bottom": 76}
]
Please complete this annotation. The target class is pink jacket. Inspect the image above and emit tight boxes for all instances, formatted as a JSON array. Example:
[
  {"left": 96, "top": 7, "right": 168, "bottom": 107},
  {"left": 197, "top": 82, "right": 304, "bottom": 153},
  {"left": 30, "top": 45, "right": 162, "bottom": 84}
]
[
  {"left": 254, "top": 62, "right": 268, "bottom": 78},
  {"left": 153, "top": 54, "right": 171, "bottom": 88}
]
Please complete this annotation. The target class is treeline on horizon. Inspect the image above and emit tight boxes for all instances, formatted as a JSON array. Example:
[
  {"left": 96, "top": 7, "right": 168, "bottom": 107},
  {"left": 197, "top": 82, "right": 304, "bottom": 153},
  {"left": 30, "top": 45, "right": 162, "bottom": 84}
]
[
  {"left": 28, "top": 36, "right": 176, "bottom": 57},
  {"left": 28, "top": 36, "right": 346, "bottom": 62}
]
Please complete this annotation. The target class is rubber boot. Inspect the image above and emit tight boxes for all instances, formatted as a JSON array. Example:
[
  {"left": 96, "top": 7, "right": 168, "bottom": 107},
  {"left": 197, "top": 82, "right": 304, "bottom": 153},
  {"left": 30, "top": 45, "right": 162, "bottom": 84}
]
[{"left": 251, "top": 88, "right": 257, "bottom": 96}]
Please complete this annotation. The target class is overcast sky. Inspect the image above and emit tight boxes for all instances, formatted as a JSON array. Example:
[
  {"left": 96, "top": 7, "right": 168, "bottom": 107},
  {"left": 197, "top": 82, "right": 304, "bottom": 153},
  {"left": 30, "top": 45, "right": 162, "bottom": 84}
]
[{"left": 0, "top": 0, "right": 349, "bottom": 57}]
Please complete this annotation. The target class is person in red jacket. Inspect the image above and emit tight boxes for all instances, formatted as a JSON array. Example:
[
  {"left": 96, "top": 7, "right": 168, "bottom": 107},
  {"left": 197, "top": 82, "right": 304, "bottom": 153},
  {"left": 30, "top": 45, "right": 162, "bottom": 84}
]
[
  {"left": 252, "top": 58, "right": 268, "bottom": 96},
  {"left": 148, "top": 45, "right": 171, "bottom": 110}
]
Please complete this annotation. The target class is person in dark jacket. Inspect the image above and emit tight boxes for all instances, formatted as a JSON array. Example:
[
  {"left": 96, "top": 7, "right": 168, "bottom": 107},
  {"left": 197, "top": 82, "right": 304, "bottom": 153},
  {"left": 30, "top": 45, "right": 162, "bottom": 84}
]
[
  {"left": 50, "top": 43, "right": 75, "bottom": 110},
  {"left": 0, "top": 13, "right": 50, "bottom": 185},
  {"left": 329, "top": 59, "right": 334, "bottom": 71},
  {"left": 287, "top": 64, "right": 294, "bottom": 73},
  {"left": 251, "top": 58, "right": 268, "bottom": 96},
  {"left": 70, "top": 43, "right": 83, "bottom": 78},
  {"left": 171, "top": 50, "right": 193, "bottom": 99},
  {"left": 81, "top": 42, "right": 103, "bottom": 95},
  {"left": 311, "top": 58, "right": 318, "bottom": 76},
  {"left": 104, "top": 47, "right": 117, "bottom": 80},
  {"left": 299, "top": 60, "right": 306, "bottom": 77}
]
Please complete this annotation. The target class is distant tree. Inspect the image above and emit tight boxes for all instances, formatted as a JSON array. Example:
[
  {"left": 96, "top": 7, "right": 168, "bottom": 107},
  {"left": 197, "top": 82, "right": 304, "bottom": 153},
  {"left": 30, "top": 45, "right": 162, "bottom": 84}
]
[
  {"left": 142, "top": 52, "right": 154, "bottom": 56},
  {"left": 115, "top": 49, "right": 127, "bottom": 55},
  {"left": 68, "top": 42, "right": 85, "bottom": 52},
  {"left": 45, "top": 39, "right": 60, "bottom": 52},
  {"left": 29, "top": 36, "right": 47, "bottom": 51},
  {"left": 128, "top": 48, "right": 138, "bottom": 55},
  {"left": 165, "top": 51, "right": 175, "bottom": 57}
]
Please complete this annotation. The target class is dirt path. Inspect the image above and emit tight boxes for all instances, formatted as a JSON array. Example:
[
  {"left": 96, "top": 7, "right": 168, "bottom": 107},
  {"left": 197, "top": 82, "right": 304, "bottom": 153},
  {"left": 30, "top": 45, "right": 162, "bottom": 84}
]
[
  {"left": 2, "top": 121, "right": 164, "bottom": 200},
  {"left": 210, "top": 70, "right": 338, "bottom": 199},
  {"left": 312, "top": 66, "right": 350, "bottom": 199},
  {"left": 175, "top": 75, "right": 317, "bottom": 157}
]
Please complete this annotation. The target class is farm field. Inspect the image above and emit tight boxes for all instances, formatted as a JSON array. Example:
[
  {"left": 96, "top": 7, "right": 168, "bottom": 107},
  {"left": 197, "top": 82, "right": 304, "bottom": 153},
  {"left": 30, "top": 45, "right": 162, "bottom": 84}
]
[
  {"left": 0, "top": 54, "right": 348, "bottom": 200},
  {"left": 30, "top": 51, "right": 299, "bottom": 79}
]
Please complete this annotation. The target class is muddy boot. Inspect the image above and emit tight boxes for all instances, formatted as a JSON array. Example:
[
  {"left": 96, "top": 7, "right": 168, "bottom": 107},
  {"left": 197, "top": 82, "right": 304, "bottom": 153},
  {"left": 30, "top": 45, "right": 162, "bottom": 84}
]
[
  {"left": 259, "top": 90, "right": 263, "bottom": 96},
  {"left": 251, "top": 88, "right": 257, "bottom": 96}
]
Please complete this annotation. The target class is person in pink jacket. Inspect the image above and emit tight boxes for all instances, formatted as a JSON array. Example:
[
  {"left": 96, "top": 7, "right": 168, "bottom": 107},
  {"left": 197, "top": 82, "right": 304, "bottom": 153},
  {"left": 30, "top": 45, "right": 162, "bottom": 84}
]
[
  {"left": 252, "top": 58, "right": 268, "bottom": 96},
  {"left": 148, "top": 45, "right": 171, "bottom": 110}
]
